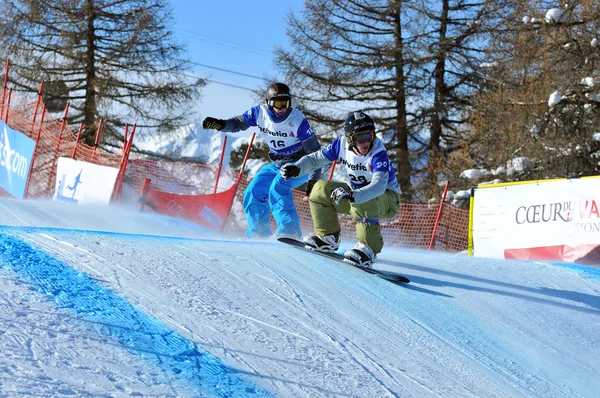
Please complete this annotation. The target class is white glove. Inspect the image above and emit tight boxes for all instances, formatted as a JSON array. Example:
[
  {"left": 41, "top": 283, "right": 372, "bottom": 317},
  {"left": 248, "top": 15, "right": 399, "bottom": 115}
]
[{"left": 331, "top": 187, "right": 354, "bottom": 205}]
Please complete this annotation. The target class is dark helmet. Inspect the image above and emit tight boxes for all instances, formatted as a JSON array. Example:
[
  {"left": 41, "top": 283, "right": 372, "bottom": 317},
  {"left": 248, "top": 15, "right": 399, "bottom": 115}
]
[
  {"left": 266, "top": 82, "right": 292, "bottom": 102},
  {"left": 344, "top": 110, "right": 376, "bottom": 145}
]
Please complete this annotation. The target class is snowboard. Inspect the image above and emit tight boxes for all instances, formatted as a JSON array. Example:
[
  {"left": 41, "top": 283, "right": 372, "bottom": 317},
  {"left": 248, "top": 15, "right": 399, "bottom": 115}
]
[{"left": 277, "top": 238, "right": 410, "bottom": 284}]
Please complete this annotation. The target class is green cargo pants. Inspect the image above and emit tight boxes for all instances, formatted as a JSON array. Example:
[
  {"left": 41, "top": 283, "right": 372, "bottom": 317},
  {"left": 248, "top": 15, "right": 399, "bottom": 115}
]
[{"left": 308, "top": 180, "right": 400, "bottom": 254}]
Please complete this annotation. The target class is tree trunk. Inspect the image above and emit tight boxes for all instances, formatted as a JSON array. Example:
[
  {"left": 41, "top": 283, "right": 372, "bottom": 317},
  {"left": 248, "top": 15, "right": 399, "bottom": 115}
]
[
  {"left": 82, "top": 0, "right": 97, "bottom": 146},
  {"left": 393, "top": 6, "right": 413, "bottom": 201}
]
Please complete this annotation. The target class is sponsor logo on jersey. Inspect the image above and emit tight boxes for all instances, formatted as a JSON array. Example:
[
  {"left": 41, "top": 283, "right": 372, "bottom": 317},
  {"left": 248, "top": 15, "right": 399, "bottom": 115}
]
[
  {"left": 339, "top": 158, "right": 368, "bottom": 171},
  {"left": 258, "top": 125, "right": 289, "bottom": 137}
]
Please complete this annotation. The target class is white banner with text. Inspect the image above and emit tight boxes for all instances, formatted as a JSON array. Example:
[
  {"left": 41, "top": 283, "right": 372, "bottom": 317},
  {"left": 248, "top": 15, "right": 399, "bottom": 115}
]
[{"left": 471, "top": 177, "right": 600, "bottom": 264}]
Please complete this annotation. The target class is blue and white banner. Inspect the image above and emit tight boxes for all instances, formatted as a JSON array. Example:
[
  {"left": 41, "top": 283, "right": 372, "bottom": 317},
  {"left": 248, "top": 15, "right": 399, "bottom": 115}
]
[
  {"left": 0, "top": 120, "right": 36, "bottom": 199},
  {"left": 54, "top": 157, "right": 120, "bottom": 205}
]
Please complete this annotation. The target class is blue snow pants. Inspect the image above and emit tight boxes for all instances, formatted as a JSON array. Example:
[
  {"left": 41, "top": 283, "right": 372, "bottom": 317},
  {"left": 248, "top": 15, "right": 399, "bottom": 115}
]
[{"left": 243, "top": 162, "right": 308, "bottom": 238}]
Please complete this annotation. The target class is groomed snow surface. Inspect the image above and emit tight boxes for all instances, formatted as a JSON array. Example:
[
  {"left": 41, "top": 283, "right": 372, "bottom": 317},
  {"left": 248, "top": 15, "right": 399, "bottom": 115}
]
[{"left": 0, "top": 198, "right": 598, "bottom": 397}]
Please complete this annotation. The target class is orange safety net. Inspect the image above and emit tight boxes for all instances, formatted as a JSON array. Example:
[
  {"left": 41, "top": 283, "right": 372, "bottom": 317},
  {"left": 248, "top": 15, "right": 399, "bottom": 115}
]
[
  {"left": 124, "top": 157, "right": 236, "bottom": 198},
  {"left": 235, "top": 177, "right": 470, "bottom": 253},
  {"left": 0, "top": 96, "right": 123, "bottom": 199}
]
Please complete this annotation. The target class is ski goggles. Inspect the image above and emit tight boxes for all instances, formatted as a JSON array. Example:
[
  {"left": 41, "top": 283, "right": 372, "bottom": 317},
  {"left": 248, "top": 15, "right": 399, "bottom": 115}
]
[
  {"left": 351, "top": 131, "right": 374, "bottom": 144},
  {"left": 269, "top": 99, "right": 291, "bottom": 110}
]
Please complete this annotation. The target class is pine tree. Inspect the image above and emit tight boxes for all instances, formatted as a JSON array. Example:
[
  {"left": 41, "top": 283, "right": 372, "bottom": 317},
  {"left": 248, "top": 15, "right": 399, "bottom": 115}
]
[
  {"left": 467, "top": 1, "right": 600, "bottom": 182},
  {"left": 275, "top": 0, "right": 498, "bottom": 201},
  {"left": 0, "top": 0, "right": 204, "bottom": 148},
  {"left": 274, "top": 1, "right": 414, "bottom": 199},
  {"left": 406, "top": 0, "right": 502, "bottom": 198}
]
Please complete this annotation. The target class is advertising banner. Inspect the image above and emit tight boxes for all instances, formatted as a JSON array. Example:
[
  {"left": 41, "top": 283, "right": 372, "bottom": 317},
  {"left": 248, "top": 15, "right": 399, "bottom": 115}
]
[
  {"left": 0, "top": 121, "right": 36, "bottom": 199},
  {"left": 141, "top": 183, "right": 239, "bottom": 231},
  {"left": 53, "top": 157, "right": 119, "bottom": 205},
  {"left": 471, "top": 177, "right": 600, "bottom": 265}
]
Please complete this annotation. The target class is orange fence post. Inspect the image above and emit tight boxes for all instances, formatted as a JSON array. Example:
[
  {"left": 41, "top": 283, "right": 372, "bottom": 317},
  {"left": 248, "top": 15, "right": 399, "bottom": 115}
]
[
  {"left": 0, "top": 59, "right": 9, "bottom": 115},
  {"left": 111, "top": 125, "right": 129, "bottom": 202},
  {"left": 126, "top": 125, "right": 136, "bottom": 155},
  {"left": 90, "top": 119, "right": 103, "bottom": 162},
  {"left": 139, "top": 178, "right": 151, "bottom": 212},
  {"left": 56, "top": 103, "right": 70, "bottom": 148},
  {"left": 24, "top": 106, "right": 47, "bottom": 198},
  {"left": 234, "top": 132, "right": 255, "bottom": 186},
  {"left": 428, "top": 181, "right": 450, "bottom": 250},
  {"left": 30, "top": 81, "right": 44, "bottom": 135},
  {"left": 4, "top": 88, "right": 12, "bottom": 123},
  {"left": 71, "top": 123, "right": 84, "bottom": 159},
  {"left": 213, "top": 135, "right": 227, "bottom": 194},
  {"left": 220, "top": 132, "right": 256, "bottom": 232},
  {"left": 328, "top": 160, "right": 337, "bottom": 180},
  {"left": 119, "top": 125, "right": 136, "bottom": 200},
  {"left": 113, "top": 124, "right": 136, "bottom": 201},
  {"left": 45, "top": 103, "right": 71, "bottom": 194}
]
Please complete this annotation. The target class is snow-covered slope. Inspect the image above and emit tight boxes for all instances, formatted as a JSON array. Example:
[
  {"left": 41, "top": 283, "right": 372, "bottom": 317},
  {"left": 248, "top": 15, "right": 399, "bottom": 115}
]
[{"left": 0, "top": 198, "right": 599, "bottom": 397}]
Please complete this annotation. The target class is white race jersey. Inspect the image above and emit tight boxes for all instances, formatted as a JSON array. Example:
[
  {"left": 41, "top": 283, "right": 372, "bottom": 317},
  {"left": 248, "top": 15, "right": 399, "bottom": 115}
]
[
  {"left": 243, "top": 104, "right": 316, "bottom": 158},
  {"left": 323, "top": 136, "right": 401, "bottom": 193}
]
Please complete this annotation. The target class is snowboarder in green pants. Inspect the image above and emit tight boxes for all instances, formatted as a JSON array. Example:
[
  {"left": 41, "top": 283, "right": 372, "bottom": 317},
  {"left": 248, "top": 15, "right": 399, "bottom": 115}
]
[{"left": 280, "top": 110, "right": 401, "bottom": 268}]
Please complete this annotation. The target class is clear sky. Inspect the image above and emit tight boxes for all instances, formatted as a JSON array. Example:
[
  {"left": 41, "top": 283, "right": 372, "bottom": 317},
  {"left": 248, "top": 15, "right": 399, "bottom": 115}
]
[{"left": 169, "top": 0, "right": 306, "bottom": 122}]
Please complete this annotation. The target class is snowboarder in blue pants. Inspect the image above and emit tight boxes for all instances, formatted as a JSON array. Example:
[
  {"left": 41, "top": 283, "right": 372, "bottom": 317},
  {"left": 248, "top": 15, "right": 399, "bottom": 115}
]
[{"left": 203, "top": 83, "right": 322, "bottom": 239}]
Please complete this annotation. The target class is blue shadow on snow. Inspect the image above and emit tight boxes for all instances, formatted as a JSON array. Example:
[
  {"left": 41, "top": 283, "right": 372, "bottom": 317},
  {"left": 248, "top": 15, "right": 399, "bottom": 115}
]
[{"left": 0, "top": 233, "right": 271, "bottom": 398}]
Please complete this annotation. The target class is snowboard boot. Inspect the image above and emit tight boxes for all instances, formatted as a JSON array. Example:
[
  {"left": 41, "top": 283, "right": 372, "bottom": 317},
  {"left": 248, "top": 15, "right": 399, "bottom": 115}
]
[
  {"left": 302, "top": 232, "right": 341, "bottom": 253},
  {"left": 343, "top": 242, "right": 375, "bottom": 268}
]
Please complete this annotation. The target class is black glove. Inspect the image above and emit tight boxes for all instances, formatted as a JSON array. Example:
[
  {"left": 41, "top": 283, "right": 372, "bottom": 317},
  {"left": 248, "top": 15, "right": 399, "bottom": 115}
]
[
  {"left": 280, "top": 164, "right": 300, "bottom": 180},
  {"left": 331, "top": 187, "right": 354, "bottom": 205},
  {"left": 202, "top": 117, "right": 226, "bottom": 131},
  {"left": 305, "top": 180, "right": 317, "bottom": 197}
]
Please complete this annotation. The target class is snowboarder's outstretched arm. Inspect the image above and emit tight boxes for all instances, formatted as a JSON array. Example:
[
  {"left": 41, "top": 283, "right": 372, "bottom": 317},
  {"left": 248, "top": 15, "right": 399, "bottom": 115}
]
[
  {"left": 295, "top": 150, "right": 332, "bottom": 176},
  {"left": 280, "top": 137, "right": 340, "bottom": 180},
  {"left": 203, "top": 105, "right": 262, "bottom": 132},
  {"left": 202, "top": 114, "right": 251, "bottom": 132}
]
